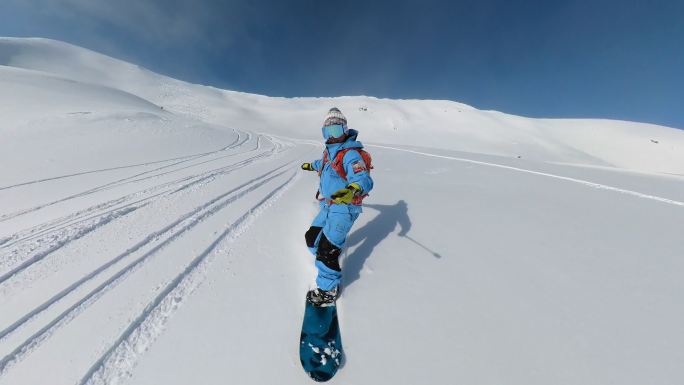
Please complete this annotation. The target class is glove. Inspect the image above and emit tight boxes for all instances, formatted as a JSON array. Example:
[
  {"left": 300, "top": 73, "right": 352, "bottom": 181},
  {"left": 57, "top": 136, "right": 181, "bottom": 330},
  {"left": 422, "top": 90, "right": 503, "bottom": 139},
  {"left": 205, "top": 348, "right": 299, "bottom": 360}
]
[
  {"left": 330, "top": 183, "right": 362, "bottom": 204},
  {"left": 301, "top": 162, "right": 315, "bottom": 171}
]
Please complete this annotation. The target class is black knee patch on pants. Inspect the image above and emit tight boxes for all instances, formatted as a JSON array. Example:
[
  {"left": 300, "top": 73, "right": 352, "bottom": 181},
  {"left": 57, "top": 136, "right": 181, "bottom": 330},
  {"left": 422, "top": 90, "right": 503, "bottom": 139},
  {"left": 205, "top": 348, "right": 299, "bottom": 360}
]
[
  {"left": 316, "top": 233, "right": 341, "bottom": 271},
  {"left": 305, "top": 226, "right": 322, "bottom": 248}
]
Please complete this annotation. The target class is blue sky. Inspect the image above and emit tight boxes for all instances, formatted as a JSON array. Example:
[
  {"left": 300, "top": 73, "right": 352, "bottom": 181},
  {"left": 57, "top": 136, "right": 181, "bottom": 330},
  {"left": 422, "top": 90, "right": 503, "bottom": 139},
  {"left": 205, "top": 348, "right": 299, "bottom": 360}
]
[{"left": 2, "top": 0, "right": 683, "bottom": 128}]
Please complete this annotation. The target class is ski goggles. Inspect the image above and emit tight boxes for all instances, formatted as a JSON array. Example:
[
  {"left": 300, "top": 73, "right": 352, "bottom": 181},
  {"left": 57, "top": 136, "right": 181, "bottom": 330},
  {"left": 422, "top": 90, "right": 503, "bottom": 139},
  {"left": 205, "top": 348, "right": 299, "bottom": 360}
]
[{"left": 321, "top": 124, "right": 346, "bottom": 140}]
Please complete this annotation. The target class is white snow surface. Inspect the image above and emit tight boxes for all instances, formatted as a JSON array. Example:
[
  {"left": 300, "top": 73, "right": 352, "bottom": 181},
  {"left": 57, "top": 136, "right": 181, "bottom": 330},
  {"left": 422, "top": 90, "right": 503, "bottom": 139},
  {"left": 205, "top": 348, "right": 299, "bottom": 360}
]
[{"left": 0, "top": 37, "right": 683, "bottom": 385}]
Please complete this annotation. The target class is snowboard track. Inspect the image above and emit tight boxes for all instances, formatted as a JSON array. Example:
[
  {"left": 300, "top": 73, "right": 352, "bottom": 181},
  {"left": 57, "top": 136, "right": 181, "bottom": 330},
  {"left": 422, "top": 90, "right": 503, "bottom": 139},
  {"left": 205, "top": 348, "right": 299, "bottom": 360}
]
[
  {"left": 0, "top": 136, "right": 297, "bottom": 342},
  {"left": 0, "top": 163, "right": 298, "bottom": 376},
  {"left": 370, "top": 144, "right": 684, "bottom": 208},
  {"left": 78, "top": 171, "right": 299, "bottom": 385},
  {"left": 0, "top": 134, "right": 277, "bottom": 281},
  {"left": 0, "top": 132, "right": 255, "bottom": 223},
  {"left": 0, "top": 128, "right": 245, "bottom": 192},
  {"left": 0, "top": 163, "right": 289, "bottom": 325}
]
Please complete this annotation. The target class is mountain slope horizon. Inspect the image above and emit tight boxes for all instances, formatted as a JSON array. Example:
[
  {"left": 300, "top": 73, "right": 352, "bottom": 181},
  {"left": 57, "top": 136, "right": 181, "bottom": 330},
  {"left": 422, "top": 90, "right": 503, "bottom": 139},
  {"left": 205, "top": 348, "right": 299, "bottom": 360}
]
[{"left": 2, "top": 36, "right": 684, "bottom": 176}]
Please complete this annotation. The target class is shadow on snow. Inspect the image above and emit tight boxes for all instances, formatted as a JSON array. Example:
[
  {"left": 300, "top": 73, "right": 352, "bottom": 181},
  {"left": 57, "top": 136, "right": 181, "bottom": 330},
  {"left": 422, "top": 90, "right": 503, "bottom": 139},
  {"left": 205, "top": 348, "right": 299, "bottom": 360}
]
[{"left": 342, "top": 200, "right": 441, "bottom": 289}]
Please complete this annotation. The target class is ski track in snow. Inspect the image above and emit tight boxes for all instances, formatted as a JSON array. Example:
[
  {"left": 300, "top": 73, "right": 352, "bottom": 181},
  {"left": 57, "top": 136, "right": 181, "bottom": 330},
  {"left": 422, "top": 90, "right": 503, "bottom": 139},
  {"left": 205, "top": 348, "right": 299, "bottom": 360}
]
[
  {"left": 0, "top": 206, "right": 139, "bottom": 286},
  {"left": 0, "top": 131, "right": 302, "bottom": 378},
  {"left": 0, "top": 165, "right": 290, "bottom": 341},
  {"left": 78, "top": 172, "right": 299, "bottom": 385},
  {"left": 0, "top": 128, "right": 244, "bottom": 192},
  {"left": 0, "top": 167, "right": 295, "bottom": 376},
  {"left": 370, "top": 144, "right": 684, "bottom": 208},
  {"left": 0, "top": 132, "right": 268, "bottom": 278},
  {"left": 1, "top": 134, "right": 257, "bottom": 250},
  {"left": 0, "top": 130, "right": 252, "bottom": 223}
]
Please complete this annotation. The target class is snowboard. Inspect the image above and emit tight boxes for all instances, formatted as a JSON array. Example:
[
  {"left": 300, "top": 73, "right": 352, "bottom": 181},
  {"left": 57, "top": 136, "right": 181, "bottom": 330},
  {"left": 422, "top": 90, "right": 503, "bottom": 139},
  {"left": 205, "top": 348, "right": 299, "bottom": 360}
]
[{"left": 299, "top": 300, "right": 344, "bottom": 382}]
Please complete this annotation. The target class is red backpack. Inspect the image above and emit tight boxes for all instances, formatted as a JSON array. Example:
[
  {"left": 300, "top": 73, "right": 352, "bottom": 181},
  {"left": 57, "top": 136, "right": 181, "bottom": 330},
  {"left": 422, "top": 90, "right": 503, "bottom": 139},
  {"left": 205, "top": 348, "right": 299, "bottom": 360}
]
[
  {"left": 317, "top": 148, "right": 373, "bottom": 205},
  {"left": 319, "top": 148, "right": 373, "bottom": 180}
]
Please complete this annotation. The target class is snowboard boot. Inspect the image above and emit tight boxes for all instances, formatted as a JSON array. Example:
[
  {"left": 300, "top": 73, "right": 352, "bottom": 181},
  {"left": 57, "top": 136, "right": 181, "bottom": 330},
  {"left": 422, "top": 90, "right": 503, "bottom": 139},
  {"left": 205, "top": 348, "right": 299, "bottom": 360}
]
[{"left": 306, "top": 287, "right": 338, "bottom": 307}]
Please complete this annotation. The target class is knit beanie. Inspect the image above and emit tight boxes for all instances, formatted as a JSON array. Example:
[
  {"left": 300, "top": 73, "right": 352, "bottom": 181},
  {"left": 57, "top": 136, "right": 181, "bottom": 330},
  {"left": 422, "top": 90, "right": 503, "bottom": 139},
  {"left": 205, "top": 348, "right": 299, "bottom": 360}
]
[{"left": 323, "top": 107, "right": 347, "bottom": 128}]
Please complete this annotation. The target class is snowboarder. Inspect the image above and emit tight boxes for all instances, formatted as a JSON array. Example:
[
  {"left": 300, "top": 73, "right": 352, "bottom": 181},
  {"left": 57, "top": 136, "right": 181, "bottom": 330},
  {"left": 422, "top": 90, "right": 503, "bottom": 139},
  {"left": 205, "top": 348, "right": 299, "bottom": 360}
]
[{"left": 300, "top": 107, "right": 374, "bottom": 306}]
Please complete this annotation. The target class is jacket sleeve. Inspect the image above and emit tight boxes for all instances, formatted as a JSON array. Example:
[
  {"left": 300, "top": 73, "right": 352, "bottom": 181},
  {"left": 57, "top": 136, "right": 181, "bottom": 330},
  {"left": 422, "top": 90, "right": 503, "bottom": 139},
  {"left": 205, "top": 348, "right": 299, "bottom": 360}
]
[
  {"left": 343, "top": 150, "right": 373, "bottom": 193},
  {"left": 312, "top": 158, "right": 323, "bottom": 172}
]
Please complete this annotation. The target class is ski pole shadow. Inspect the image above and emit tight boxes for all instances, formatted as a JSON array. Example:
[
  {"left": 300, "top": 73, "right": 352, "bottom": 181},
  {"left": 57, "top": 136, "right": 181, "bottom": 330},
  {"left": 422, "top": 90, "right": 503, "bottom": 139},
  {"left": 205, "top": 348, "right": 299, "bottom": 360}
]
[{"left": 341, "top": 200, "right": 441, "bottom": 290}]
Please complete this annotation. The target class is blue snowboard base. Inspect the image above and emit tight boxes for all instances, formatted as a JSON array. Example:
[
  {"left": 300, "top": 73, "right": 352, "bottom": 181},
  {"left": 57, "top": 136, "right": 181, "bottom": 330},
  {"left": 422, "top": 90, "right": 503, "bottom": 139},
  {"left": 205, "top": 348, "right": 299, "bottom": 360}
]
[{"left": 299, "top": 301, "right": 344, "bottom": 382}]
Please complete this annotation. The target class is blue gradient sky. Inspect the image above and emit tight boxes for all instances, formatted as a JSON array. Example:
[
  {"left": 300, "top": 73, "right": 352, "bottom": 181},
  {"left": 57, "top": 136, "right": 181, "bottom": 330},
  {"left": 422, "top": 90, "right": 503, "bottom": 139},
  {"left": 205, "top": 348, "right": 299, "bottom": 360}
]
[{"left": 2, "top": 0, "right": 682, "bottom": 128}]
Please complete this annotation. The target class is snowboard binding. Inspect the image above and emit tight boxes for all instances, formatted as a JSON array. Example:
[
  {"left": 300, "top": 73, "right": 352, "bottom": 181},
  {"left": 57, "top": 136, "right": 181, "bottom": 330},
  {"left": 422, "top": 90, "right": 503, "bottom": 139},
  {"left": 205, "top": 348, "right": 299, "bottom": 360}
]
[{"left": 306, "top": 287, "right": 338, "bottom": 307}]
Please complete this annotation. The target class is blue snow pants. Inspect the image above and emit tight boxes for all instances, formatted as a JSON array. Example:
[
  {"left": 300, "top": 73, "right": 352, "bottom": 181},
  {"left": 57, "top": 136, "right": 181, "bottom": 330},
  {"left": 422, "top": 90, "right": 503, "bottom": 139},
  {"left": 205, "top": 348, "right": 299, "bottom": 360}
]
[{"left": 306, "top": 201, "right": 361, "bottom": 291}]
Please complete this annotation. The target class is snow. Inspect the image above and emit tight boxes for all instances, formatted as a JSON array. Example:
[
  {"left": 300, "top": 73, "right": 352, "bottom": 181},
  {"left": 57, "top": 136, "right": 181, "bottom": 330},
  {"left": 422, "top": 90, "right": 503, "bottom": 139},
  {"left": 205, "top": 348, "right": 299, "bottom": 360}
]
[{"left": 1, "top": 37, "right": 683, "bottom": 385}]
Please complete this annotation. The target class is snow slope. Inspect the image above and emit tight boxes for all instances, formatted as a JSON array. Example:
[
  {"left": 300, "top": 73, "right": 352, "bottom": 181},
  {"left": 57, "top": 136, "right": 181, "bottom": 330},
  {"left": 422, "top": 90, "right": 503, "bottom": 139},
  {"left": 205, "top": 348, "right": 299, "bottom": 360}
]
[
  {"left": 3, "top": 37, "right": 683, "bottom": 175},
  {"left": 1, "top": 37, "right": 683, "bottom": 385}
]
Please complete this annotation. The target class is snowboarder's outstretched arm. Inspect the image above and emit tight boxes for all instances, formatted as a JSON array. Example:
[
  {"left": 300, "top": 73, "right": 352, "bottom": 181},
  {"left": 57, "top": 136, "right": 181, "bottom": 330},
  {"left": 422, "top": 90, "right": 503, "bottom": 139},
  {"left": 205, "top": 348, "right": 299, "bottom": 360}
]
[{"left": 301, "top": 160, "right": 322, "bottom": 172}]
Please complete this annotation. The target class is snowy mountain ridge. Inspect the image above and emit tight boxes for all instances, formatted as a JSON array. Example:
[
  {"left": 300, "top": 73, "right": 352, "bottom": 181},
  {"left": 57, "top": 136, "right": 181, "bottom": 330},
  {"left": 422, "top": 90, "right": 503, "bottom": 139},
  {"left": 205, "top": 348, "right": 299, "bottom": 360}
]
[{"left": 2, "top": 36, "right": 683, "bottom": 175}]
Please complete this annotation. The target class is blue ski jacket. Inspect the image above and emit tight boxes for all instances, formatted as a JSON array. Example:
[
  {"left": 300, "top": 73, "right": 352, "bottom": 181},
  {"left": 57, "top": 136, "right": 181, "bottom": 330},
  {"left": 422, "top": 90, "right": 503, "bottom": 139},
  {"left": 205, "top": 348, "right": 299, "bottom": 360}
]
[{"left": 310, "top": 129, "right": 374, "bottom": 206}]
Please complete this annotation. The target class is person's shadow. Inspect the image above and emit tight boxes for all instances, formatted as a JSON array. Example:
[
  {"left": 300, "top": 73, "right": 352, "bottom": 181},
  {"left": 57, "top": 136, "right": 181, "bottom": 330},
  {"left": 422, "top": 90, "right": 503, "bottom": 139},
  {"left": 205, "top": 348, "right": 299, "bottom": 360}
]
[{"left": 341, "top": 200, "right": 441, "bottom": 289}]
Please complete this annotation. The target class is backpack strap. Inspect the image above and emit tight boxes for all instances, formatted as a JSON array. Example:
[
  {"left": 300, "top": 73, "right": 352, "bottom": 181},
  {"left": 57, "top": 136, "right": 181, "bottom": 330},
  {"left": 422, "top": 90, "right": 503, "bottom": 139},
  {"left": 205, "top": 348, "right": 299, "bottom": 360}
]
[
  {"left": 318, "top": 148, "right": 350, "bottom": 180},
  {"left": 317, "top": 150, "right": 328, "bottom": 178},
  {"left": 330, "top": 149, "right": 352, "bottom": 181}
]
